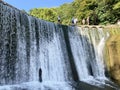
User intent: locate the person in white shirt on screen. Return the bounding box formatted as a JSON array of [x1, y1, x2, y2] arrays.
[[74, 18, 78, 25], [58, 16, 61, 24], [82, 18, 85, 25], [117, 20, 120, 25]]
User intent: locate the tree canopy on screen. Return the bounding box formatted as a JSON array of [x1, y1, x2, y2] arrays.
[[28, 0, 120, 25]]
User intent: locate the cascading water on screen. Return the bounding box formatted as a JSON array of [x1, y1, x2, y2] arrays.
[[0, 1, 118, 90], [0, 2, 74, 90], [68, 27, 109, 83]]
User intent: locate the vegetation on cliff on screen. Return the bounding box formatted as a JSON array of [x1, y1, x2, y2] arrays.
[[105, 26, 120, 85], [28, 0, 120, 25]]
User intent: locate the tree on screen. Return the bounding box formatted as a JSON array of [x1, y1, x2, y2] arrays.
[[29, 8, 57, 22], [96, 0, 120, 24], [28, 0, 120, 25]]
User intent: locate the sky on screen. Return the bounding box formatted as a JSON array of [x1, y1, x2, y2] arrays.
[[4, 0, 73, 12]]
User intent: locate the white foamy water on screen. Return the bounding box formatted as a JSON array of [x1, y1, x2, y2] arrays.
[[0, 1, 117, 90], [0, 81, 75, 90]]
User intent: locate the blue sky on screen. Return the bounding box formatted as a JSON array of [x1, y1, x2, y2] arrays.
[[4, 0, 73, 11]]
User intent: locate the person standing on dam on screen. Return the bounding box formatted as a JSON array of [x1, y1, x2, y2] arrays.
[[82, 18, 85, 25], [71, 17, 75, 25], [74, 18, 78, 25], [117, 19, 120, 25], [86, 16, 90, 25], [58, 16, 61, 24]]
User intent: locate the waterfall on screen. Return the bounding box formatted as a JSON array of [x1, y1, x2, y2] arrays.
[[68, 27, 109, 83], [0, 2, 73, 83], [0, 1, 118, 90]]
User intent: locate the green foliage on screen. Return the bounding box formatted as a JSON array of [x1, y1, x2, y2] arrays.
[[56, 3, 75, 25], [96, 0, 120, 24], [113, 2, 120, 10], [29, 8, 57, 22], [28, 0, 120, 25]]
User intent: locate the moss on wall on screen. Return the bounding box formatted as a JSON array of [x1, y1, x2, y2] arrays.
[[105, 25, 120, 85]]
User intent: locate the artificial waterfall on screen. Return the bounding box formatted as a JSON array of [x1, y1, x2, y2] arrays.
[[0, 1, 119, 90]]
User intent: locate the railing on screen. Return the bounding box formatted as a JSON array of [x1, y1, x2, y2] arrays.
[[76, 25, 120, 29]]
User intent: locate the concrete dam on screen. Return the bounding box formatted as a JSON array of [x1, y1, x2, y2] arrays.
[[0, 1, 119, 90]]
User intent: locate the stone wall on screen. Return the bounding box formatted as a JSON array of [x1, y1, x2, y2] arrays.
[[105, 27, 120, 85]]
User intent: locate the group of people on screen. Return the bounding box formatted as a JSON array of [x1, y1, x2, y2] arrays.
[[82, 17, 89, 25], [57, 16, 90, 25], [57, 16, 78, 25]]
